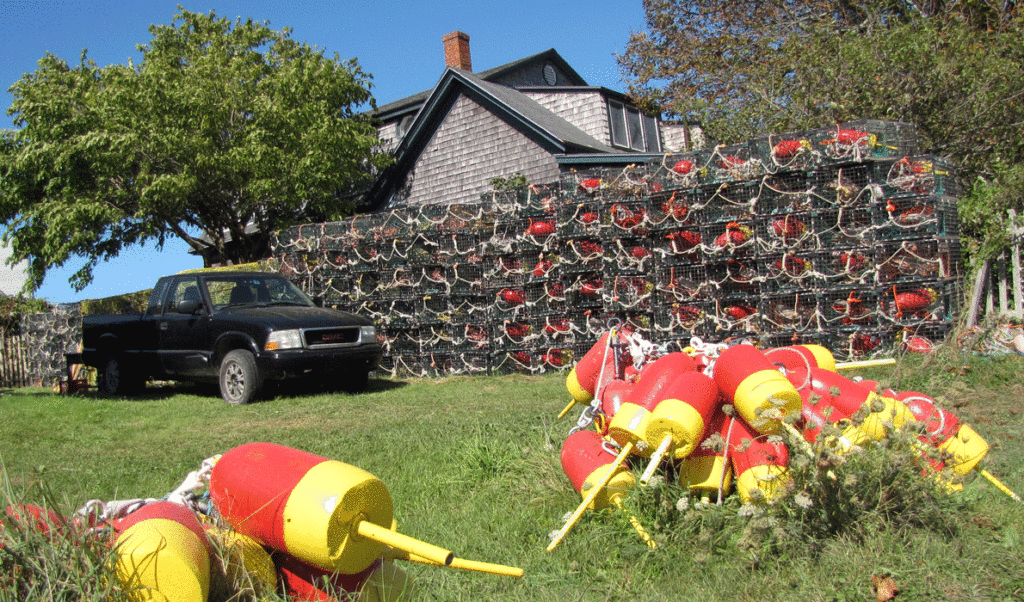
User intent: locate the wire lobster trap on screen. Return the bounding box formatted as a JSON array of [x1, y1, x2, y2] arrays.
[[757, 172, 814, 214], [604, 238, 655, 273], [653, 302, 711, 337], [877, 280, 959, 326], [807, 163, 875, 209], [756, 213, 815, 254], [602, 199, 652, 238], [759, 292, 819, 332], [812, 120, 920, 164], [653, 149, 713, 190], [703, 219, 758, 258], [447, 294, 490, 323], [416, 294, 451, 325], [877, 155, 962, 198], [819, 287, 881, 329], [708, 142, 764, 183], [526, 280, 567, 314], [706, 258, 759, 297], [709, 297, 761, 335], [652, 227, 704, 262], [758, 252, 816, 293], [447, 351, 491, 376], [813, 247, 877, 287], [873, 194, 959, 241], [655, 263, 713, 303], [448, 263, 485, 294], [875, 237, 962, 284], [491, 348, 539, 375], [812, 207, 875, 249], [562, 271, 605, 309], [704, 180, 759, 223], [435, 231, 481, 264], [560, 238, 605, 272], [648, 189, 702, 230], [482, 253, 527, 289], [831, 327, 893, 362], [750, 132, 821, 173], [603, 275, 654, 312], [493, 319, 536, 347], [558, 199, 604, 238], [530, 314, 578, 345]]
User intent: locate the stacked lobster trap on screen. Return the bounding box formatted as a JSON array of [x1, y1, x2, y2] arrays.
[[272, 119, 964, 377]]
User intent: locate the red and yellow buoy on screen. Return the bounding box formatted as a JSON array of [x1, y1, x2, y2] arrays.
[[727, 417, 790, 504], [111, 501, 212, 602], [640, 370, 721, 484], [713, 344, 802, 434], [209, 442, 452, 575], [553, 429, 655, 549], [677, 410, 734, 502]]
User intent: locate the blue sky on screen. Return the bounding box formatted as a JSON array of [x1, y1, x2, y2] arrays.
[[0, 0, 648, 303]]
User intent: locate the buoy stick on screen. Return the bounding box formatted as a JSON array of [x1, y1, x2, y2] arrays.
[[355, 519, 454, 566], [612, 500, 657, 549], [980, 470, 1023, 502], [639, 435, 673, 486], [557, 399, 577, 419], [388, 549, 524, 577], [547, 441, 635, 552], [835, 358, 896, 371], [782, 422, 815, 459]]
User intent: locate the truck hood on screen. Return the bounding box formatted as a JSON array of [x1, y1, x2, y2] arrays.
[[217, 305, 373, 329]]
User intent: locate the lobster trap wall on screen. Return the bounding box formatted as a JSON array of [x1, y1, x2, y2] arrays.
[[272, 119, 964, 377]]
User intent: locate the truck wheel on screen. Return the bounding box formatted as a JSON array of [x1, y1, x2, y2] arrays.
[[99, 356, 140, 396], [219, 349, 263, 405]]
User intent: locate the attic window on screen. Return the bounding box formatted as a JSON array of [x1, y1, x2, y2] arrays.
[[397, 115, 414, 138], [543, 63, 557, 86], [608, 100, 661, 153]]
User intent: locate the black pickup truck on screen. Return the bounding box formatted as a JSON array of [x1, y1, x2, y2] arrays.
[[80, 271, 383, 404]]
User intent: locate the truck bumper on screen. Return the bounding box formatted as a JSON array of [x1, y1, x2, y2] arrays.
[[255, 344, 384, 380]]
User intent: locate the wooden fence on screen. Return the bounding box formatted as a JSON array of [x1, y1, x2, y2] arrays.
[[0, 330, 32, 388], [967, 210, 1024, 326]]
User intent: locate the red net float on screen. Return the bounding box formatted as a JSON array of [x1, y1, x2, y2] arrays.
[[677, 410, 734, 501], [727, 417, 790, 504]]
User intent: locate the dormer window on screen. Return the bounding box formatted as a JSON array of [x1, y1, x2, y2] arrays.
[[608, 100, 661, 152]]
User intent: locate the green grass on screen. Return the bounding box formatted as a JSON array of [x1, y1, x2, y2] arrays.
[[2, 348, 1024, 601]]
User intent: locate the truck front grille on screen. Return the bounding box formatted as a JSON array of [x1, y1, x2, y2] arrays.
[[304, 327, 360, 347]]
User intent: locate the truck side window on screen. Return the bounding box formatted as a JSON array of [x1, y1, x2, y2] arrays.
[[147, 279, 170, 316], [168, 277, 202, 312]]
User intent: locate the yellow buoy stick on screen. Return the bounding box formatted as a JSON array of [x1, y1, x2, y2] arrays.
[[547, 441, 635, 552], [387, 549, 524, 577], [355, 519, 454, 566], [639, 435, 673, 486], [612, 500, 657, 549], [835, 358, 896, 371], [980, 470, 1023, 502], [557, 399, 577, 419]]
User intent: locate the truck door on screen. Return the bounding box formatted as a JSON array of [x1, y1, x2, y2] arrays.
[[159, 276, 215, 377]]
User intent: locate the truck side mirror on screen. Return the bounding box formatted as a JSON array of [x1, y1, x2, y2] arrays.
[[176, 299, 202, 314]]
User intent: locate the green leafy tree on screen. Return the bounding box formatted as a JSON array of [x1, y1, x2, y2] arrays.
[[618, 0, 1024, 255], [0, 7, 390, 292]]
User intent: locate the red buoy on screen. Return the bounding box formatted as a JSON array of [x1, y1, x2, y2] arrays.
[[713, 344, 801, 434], [727, 417, 790, 504]]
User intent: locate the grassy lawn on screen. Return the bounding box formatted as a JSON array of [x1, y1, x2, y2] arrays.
[[1, 347, 1023, 601]]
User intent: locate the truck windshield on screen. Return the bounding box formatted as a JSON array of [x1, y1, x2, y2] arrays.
[[205, 276, 314, 311]]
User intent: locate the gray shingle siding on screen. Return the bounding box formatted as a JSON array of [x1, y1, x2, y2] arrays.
[[401, 94, 561, 207], [522, 90, 612, 147]]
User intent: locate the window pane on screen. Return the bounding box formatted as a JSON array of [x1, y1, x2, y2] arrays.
[[627, 107, 644, 151], [608, 101, 627, 147], [642, 114, 661, 152]]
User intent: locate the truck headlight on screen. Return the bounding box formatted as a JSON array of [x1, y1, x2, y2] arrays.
[[266, 329, 303, 351], [359, 326, 376, 344]]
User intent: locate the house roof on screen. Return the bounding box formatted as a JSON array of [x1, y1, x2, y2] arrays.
[[361, 66, 625, 210], [369, 48, 587, 121]]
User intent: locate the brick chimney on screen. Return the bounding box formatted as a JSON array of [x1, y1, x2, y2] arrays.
[[442, 31, 472, 71]]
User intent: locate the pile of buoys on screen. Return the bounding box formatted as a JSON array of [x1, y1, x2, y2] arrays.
[[5, 442, 523, 602], [549, 331, 1021, 551]]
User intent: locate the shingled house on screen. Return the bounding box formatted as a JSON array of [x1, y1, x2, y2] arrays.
[[361, 31, 702, 211]]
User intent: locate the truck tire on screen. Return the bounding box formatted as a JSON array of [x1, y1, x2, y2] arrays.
[[98, 356, 142, 396], [219, 349, 263, 405]]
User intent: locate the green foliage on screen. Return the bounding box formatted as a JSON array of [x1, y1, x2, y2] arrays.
[[0, 6, 391, 293], [489, 172, 529, 191], [0, 295, 50, 334], [619, 0, 1024, 253]]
